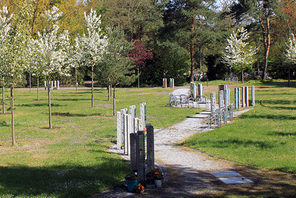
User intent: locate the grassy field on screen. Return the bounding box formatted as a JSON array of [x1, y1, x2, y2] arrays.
[[185, 81, 296, 174], [0, 87, 200, 198]]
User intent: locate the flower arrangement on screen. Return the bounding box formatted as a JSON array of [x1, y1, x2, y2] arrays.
[[134, 183, 144, 194], [153, 169, 163, 180]]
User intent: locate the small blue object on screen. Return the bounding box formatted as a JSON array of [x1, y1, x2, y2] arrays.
[[126, 179, 138, 192]]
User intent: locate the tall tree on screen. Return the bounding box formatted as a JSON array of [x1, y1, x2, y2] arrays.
[[104, 0, 166, 41], [230, 0, 282, 80], [163, 0, 216, 82]]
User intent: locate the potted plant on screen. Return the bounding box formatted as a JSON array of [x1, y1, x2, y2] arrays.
[[153, 169, 163, 187], [125, 173, 138, 192]]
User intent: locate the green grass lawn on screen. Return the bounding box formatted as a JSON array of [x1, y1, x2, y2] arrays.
[[0, 87, 200, 198], [185, 81, 296, 174]]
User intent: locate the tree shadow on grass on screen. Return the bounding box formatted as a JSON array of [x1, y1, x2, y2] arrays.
[[54, 98, 90, 101], [0, 158, 128, 198], [265, 106, 296, 110], [268, 131, 296, 137], [259, 99, 292, 105], [262, 81, 296, 88], [52, 112, 102, 117], [240, 114, 296, 120], [196, 139, 276, 149], [0, 121, 9, 127], [16, 103, 64, 107]]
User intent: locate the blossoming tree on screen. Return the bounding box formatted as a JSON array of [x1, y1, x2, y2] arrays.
[[285, 33, 296, 86], [35, 6, 71, 129], [80, 9, 108, 107], [0, 2, 32, 145], [0, 6, 13, 114], [223, 27, 257, 83]]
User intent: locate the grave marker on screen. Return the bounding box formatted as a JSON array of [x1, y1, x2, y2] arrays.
[[252, 86, 255, 106]]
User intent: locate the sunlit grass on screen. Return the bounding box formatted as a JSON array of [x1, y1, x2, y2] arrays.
[[185, 82, 296, 174], [0, 87, 200, 197]]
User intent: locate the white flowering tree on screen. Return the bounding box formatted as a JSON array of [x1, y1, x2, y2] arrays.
[[223, 27, 257, 83], [67, 36, 83, 91], [285, 33, 296, 86], [0, 2, 33, 145], [80, 9, 108, 107], [35, 6, 71, 129], [0, 6, 13, 114]]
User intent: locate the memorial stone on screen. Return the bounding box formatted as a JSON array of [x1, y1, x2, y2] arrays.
[[57, 80, 60, 89], [163, 78, 167, 88], [130, 133, 137, 171], [245, 86, 249, 107], [237, 88, 240, 109], [224, 89, 228, 123], [128, 114, 132, 156], [116, 112, 122, 150], [241, 87, 245, 107], [210, 92, 216, 113], [219, 90, 224, 109], [198, 83, 203, 97], [146, 123, 155, 171], [234, 88, 238, 109], [54, 80, 57, 88], [124, 114, 129, 154], [252, 86, 255, 106], [44, 81, 47, 90], [51, 81, 54, 90], [136, 131, 145, 182]]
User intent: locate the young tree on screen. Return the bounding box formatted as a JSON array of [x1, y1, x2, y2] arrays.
[[127, 40, 153, 88], [97, 27, 136, 116], [0, 1, 33, 145], [0, 6, 13, 114], [35, 6, 71, 129], [223, 27, 257, 83], [80, 9, 108, 107], [285, 33, 296, 86]]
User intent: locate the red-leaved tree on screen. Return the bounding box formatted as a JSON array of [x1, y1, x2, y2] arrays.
[[128, 40, 153, 88]]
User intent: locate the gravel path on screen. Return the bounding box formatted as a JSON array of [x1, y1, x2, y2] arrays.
[[93, 88, 252, 197]]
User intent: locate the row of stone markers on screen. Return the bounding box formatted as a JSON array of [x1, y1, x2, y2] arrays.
[[116, 102, 156, 182], [162, 78, 175, 88], [44, 80, 60, 90], [208, 85, 255, 128], [234, 86, 255, 109], [116, 102, 147, 154], [169, 82, 208, 108], [190, 82, 203, 99]]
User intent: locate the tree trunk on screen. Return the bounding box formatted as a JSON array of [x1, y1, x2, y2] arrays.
[[113, 85, 116, 116], [29, 72, 32, 91], [37, 76, 39, 101], [11, 86, 16, 146], [260, 8, 271, 80], [190, 16, 196, 82], [75, 67, 78, 91], [241, 70, 244, 84], [288, 67, 291, 87], [91, 66, 94, 107], [2, 77, 5, 114], [48, 79, 52, 129], [138, 67, 140, 88]]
